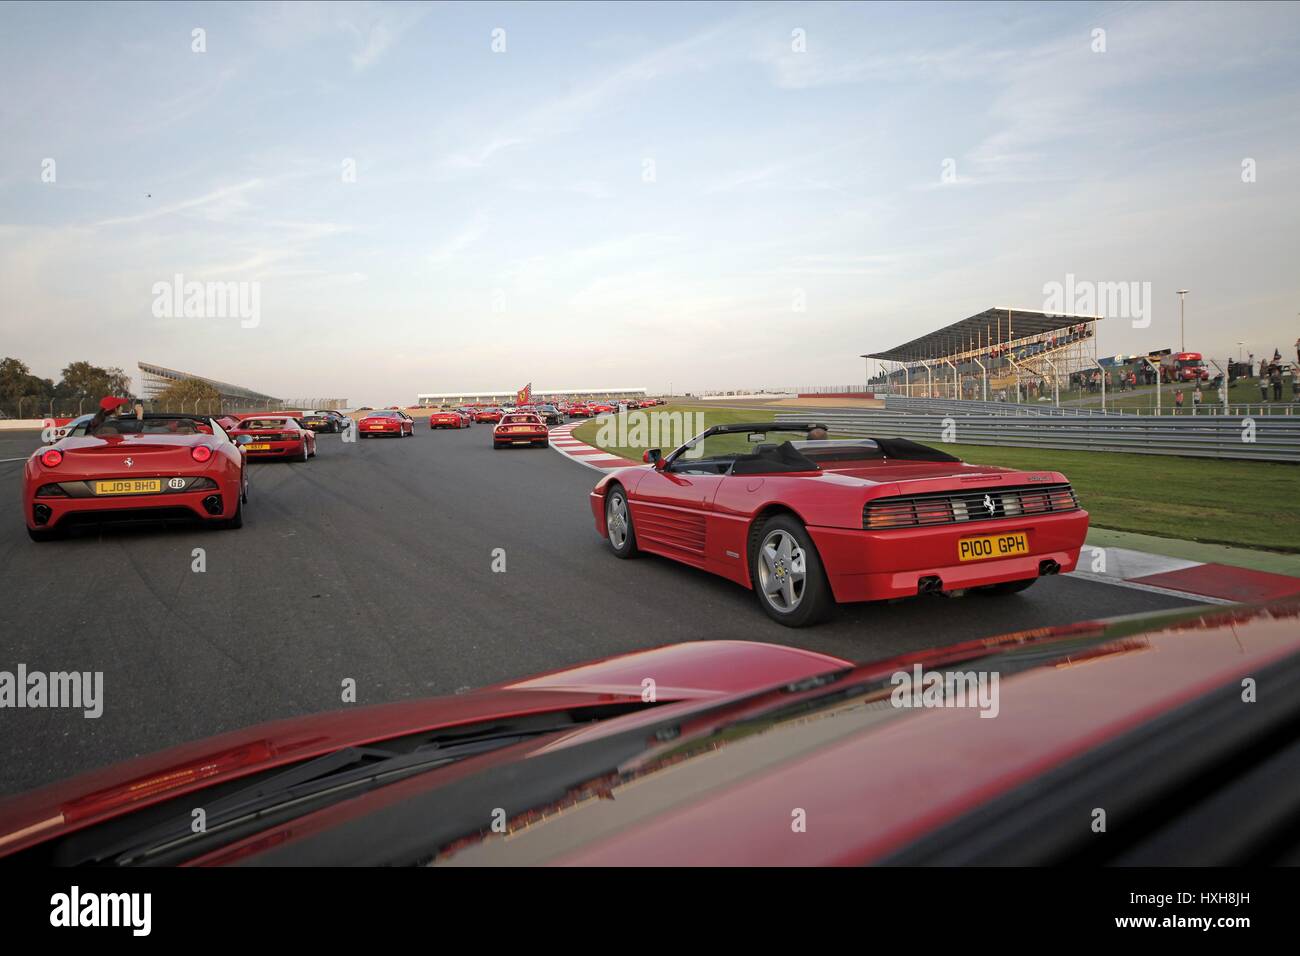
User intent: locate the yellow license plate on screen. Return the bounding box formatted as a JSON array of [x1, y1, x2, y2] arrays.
[[510, 426, 533, 431], [369, 425, 385, 430], [245, 443, 272, 450], [958, 531, 1029, 562], [94, 479, 162, 496]]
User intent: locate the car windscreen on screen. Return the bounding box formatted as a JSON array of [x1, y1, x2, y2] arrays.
[[92, 417, 199, 436]]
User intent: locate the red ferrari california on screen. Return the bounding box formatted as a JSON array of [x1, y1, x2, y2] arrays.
[[0, 600, 1293, 865], [229, 415, 317, 461], [358, 410, 415, 437], [589, 422, 1089, 626], [493, 412, 548, 449], [23, 412, 247, 540]]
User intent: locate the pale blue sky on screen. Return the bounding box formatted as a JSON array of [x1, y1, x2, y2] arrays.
[[2, 1, 1298, 403]]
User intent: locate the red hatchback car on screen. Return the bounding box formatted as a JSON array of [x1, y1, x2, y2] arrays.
[[229, 415, 317, 461], [493, 412, 548, 448], [1, 600, 1294, 865], [589, 422, 1088, 626], [358, 410, 414, 437], [22, 413, 247, 540]]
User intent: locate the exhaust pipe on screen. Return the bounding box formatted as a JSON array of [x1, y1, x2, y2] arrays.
[[1039, 559, 1060, 576], [32, 503, 52, 526], [917, 575, 943, 595], [201, 495, 223, 516]]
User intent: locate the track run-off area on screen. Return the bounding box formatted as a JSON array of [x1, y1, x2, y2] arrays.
[[0, 424, 1198, 796]]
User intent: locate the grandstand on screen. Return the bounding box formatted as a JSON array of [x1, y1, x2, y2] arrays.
[[137, 362, 347, 412], [863, 307, 1102, 405]]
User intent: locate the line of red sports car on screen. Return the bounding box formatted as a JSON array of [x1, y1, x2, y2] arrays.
[[24, 401, 1088, 632]]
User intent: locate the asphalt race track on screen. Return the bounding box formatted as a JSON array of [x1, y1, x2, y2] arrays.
[[0, 426, 1197, 796]]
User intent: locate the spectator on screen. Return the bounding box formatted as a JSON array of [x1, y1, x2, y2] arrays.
[[1272, 365, 1283, 400], [1260, 375, 1270, 402], [1174, 389, 1184, 413], [1192, 386, 1202, 411], [1293, 367, 1300, 402]]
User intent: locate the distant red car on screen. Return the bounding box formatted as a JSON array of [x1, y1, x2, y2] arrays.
[[590, 421, 1088, 627], [22, 413, 247, 540], [229, 415, 317, 461], [474, 408, 504, 424], [359, 410, 414, 437], [567, 404, 592, 418], [429, 410, 469, 429], [2, 600, 1295, 865], [493, 412, 548, 449]]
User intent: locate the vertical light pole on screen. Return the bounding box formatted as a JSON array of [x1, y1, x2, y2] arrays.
[[1177, 289, 1190, 352]]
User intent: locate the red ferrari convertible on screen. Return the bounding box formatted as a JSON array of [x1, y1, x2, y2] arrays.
[[428, 409, 470, 429], [589, 422, 1089, 626], [474, 408, 504, 424], [22, 412, 247, 540], [493, 412, 548, 449], [358, 410, 414, 437], [229, 415, 317, 461], [1, 600, 1294, 865]]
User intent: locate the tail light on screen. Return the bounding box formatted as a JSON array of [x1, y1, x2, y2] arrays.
[[191, 445, 213, 463], [39, 449, 63, 467]]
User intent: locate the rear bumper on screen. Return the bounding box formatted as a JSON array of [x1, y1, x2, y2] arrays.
[[244, 440, 304, 457], [25, 485, 239, 530], [494, 430, 548, 445], [807, 510, 1090, 602]]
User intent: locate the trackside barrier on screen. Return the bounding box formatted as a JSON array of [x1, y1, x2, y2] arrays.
[[776, 411, 1300, 463]]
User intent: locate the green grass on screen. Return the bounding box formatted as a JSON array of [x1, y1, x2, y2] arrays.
[[570, 403, 776, 461], [572, 404, 1297, 553]]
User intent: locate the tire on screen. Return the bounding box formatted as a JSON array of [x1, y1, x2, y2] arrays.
[[604, 485, 638, 558], [308, 441, 316, 458], [975, 577, 1037, 596], [748, 515, 832, 627], [217, 495, 243, 530], [299, 440, 310, 462]]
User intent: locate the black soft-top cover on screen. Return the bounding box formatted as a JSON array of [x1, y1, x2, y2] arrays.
[[873, 437, 961, 462]]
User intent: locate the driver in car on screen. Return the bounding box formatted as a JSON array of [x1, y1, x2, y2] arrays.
[[86, 396, 132, 433], [807, 425, 829, 441]]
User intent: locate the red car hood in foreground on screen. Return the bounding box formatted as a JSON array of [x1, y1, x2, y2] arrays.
[[0, 642, 845, 858], [4, 602, 1298, 865]]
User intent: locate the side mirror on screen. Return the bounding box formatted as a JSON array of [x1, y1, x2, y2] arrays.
[[643, 448, 661, 465]]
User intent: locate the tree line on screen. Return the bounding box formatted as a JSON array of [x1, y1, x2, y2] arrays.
[[0, 356, 220, 418]]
